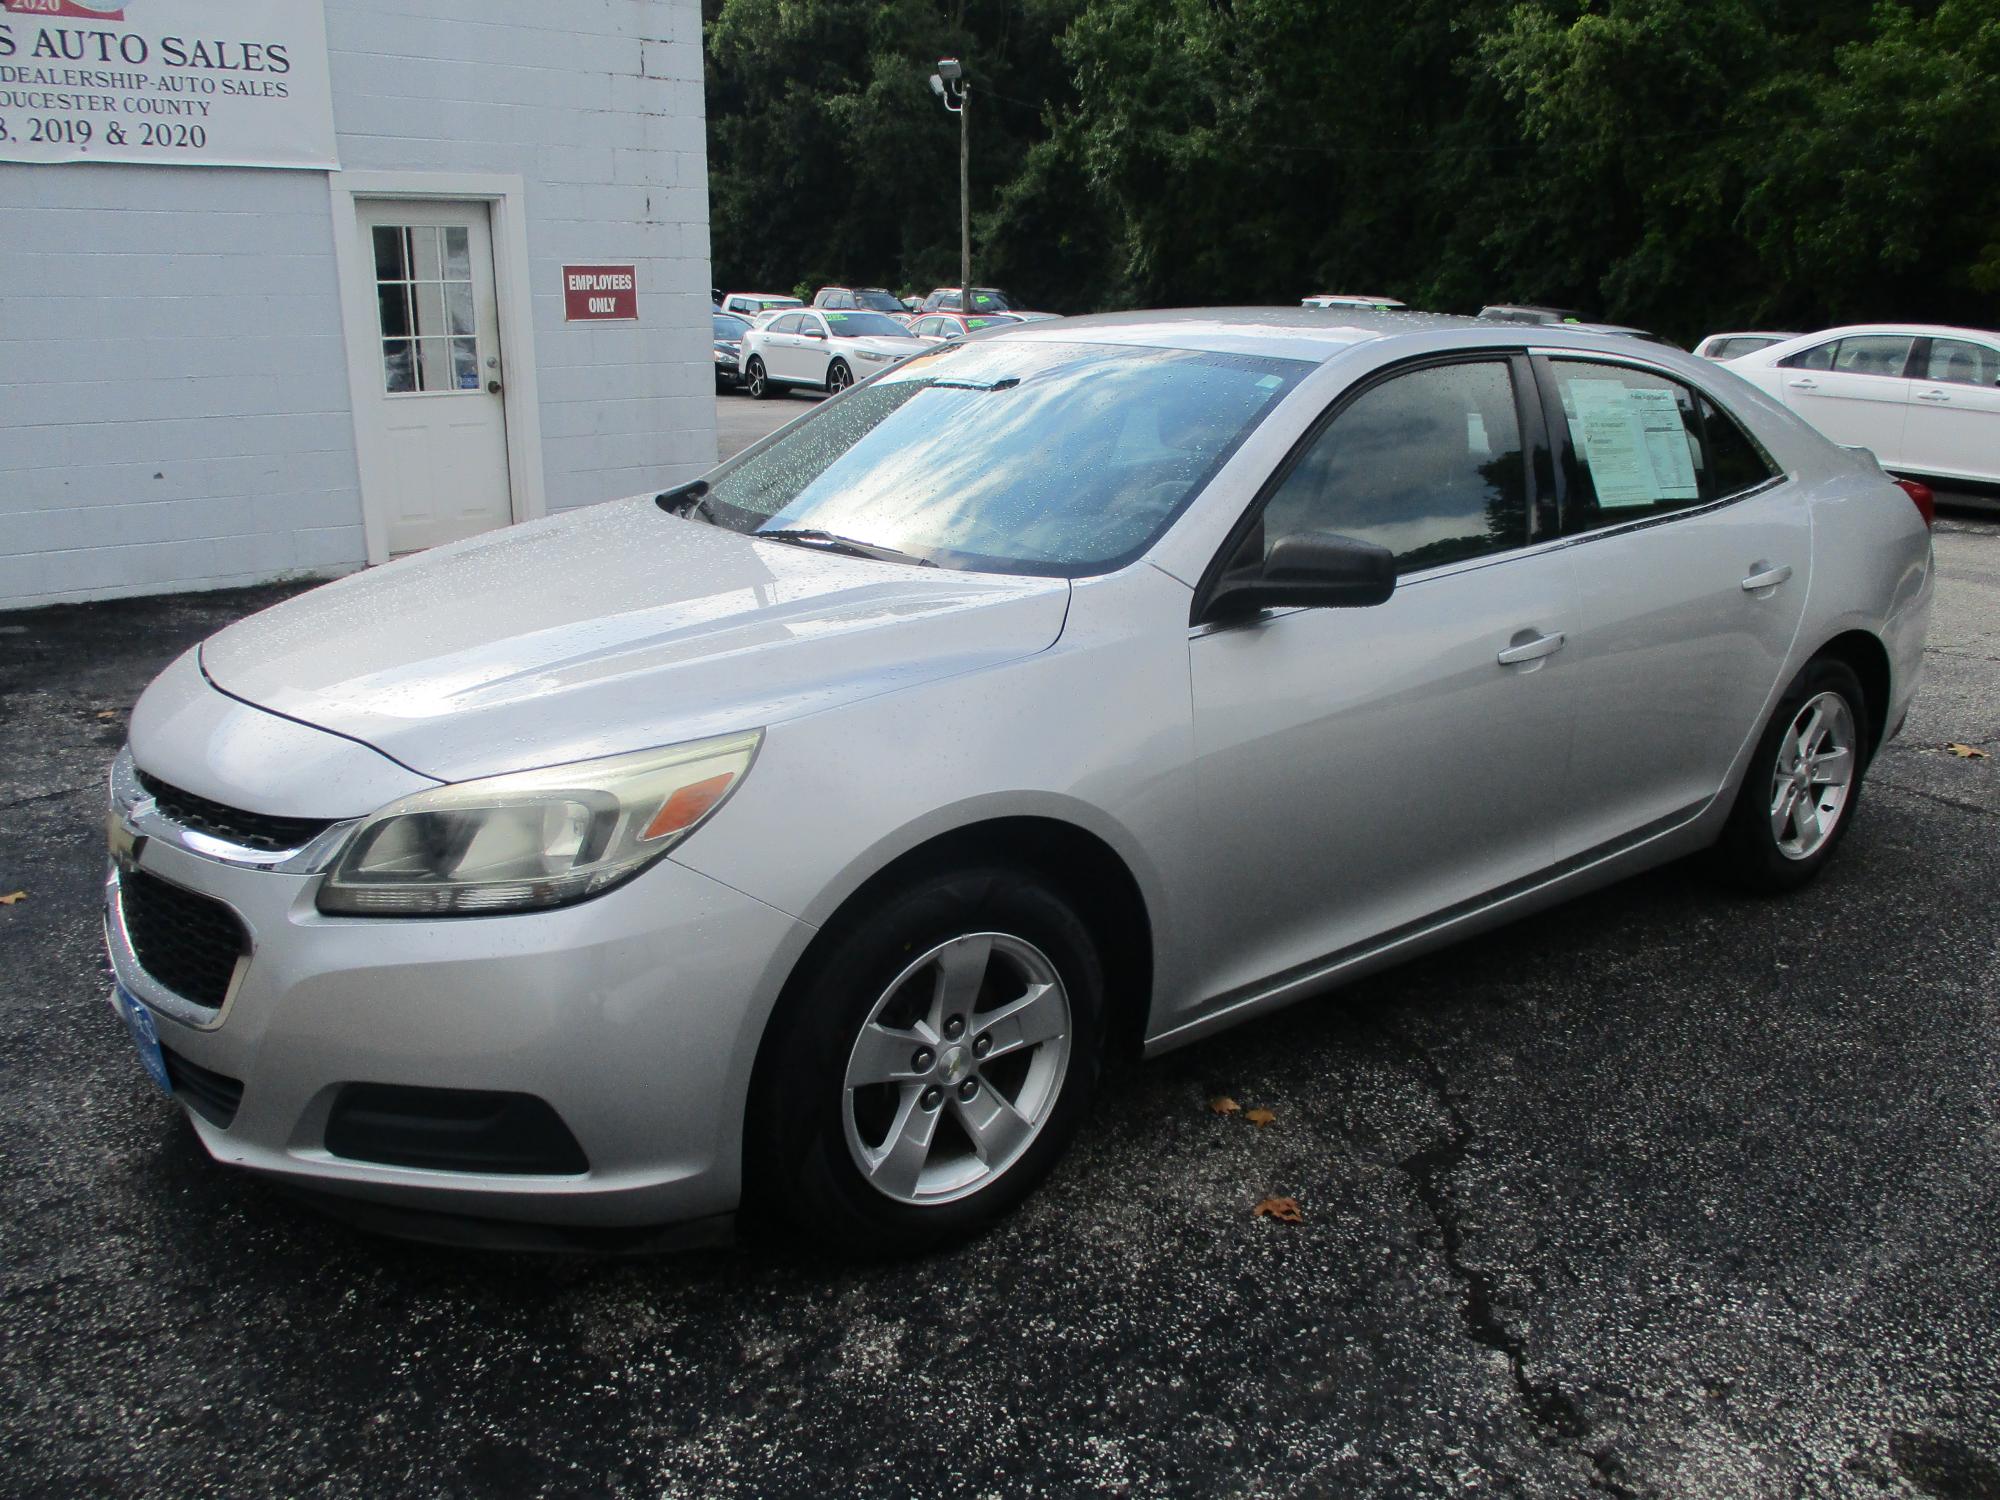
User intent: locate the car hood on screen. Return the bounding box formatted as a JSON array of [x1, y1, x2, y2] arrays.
[[200, 496, 1070, 783]]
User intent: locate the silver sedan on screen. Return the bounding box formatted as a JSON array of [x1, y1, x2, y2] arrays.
[[104, 310, 1934, 1254]]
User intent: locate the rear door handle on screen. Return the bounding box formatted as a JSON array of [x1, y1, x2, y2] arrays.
[[1741, 563, 1793, 592], [1916, 389, 1952, 403], [1786, 378, 1819, 391], [1497, 631, 1565, 666]]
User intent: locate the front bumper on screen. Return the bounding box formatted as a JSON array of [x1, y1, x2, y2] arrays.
[[103, 825, 811, 1230]]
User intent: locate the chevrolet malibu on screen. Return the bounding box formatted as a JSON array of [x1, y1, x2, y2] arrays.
[[105, 309, 1934, 1254]]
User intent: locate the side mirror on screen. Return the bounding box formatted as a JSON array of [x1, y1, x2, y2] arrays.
[[803, 327, 826, 340], [1201, 531, 1396, 623]]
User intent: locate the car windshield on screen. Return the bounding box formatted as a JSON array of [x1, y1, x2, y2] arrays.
[[713, 314, 750, 339], [855, 290, 905, 312], [824, 311, 910, 338], [697, 340, 1309, 576]]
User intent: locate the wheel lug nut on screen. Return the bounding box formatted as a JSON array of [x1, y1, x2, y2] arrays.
[[944, 1015, 965, 1039], [921, 1086, 943, 1110], [912, 1048, 934, 1072], [973, 1035, 992, 1058], [958, 1078, 978, 1101]]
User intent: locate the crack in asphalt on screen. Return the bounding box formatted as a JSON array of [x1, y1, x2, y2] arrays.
[[1871, 779, 1998, 821], [1374, 1017, 1643, 1498], [0, 784, 92, 814]]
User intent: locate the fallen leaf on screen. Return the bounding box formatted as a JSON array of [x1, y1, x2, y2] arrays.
[[1945, 743, 1990, 759], [1208, 1095, 1241, 1115], [1244, 1108, 1278, 1129], [1253, 1195, 1303, 1224], [96, 710, 119, 720], [0, 891, 25, 906]]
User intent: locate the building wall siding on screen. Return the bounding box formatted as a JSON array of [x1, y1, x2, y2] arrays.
[[0, 0, 714, 611]]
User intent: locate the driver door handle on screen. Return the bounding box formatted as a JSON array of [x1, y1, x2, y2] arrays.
[[1497, 631, 1565, 666], [1916, 389, 1952, 403], [1741, 564, 1793, 592], [1787, 378, 1819, 391]]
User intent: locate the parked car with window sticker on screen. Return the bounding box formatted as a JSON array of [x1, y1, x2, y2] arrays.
[[1728, 323, 2000, 486], [104, 309, 1932, 1255], [1695, 331, 1798, 361], [740, 309, 925, 398]]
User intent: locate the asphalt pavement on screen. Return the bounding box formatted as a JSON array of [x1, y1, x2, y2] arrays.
[[1, 489, 1995, 1498]]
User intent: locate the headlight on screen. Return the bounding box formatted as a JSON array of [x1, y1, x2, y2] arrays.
[[316, 731, 761, 916], [854, 349, 894, 362]]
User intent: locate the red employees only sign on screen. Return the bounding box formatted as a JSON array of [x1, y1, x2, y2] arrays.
[[563, 265, 638, 322]]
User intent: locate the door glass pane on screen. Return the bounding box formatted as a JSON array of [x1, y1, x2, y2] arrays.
[[382, 340, 416, 394], [445, 281, 475, 336], [376, 282, 412, 340], [1925, 339, 2000, 386], [372, 225, 408, 282], [372, 219, 481, 395], [451, 338, 481, 390], [1259, 360, 1528, 574], [1549, 361, 1707, 532], [1830, 336, 1912, 377]]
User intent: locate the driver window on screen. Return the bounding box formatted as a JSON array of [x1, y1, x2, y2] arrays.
[[1255, 360, 1529, 575]]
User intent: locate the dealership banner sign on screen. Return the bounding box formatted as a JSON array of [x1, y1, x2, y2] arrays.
[[0, 0, 337, 169]]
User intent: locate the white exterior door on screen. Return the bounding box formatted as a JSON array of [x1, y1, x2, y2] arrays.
[[1773, 334, 1914, 468], [356, 199, 513, 554], [1904, 336, 2000, 484]]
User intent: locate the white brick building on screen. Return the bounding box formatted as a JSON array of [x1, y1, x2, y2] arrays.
[[0, 0, 715, 610]]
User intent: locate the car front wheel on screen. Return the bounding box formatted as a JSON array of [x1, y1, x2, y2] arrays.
[[826, 359, 852, 395], [1712, 656, 1870, 891], [745, 356, 771, 400], [748, 865, 1105, 1256]]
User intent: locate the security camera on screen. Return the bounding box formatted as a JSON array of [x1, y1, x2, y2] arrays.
[[936, 57, 962, 81]]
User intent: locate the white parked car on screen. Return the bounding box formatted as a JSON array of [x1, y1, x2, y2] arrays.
[[1694, 331, 1798, 361], [1729, 323, 2000, 485], [720, 292, 804, 319], [742, 309, 926, 398], [1302, 294, 1407, 311]]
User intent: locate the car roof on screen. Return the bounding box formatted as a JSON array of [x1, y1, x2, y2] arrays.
[[1770, 322, 2000, 344]]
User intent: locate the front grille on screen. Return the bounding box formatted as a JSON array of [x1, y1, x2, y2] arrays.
[[326, 1086, 589, 1175], [136, 769, 334, 853], [161, 1047, 243, 1129], [120, 868, 249, 1011]]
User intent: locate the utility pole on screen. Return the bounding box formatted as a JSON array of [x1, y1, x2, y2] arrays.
[[931, 58, 969, 310]]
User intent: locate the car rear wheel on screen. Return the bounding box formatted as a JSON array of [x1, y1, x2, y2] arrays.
[[826, 359, 853, 395], [745, 356, 771, 400], [747, 866, 1105, 1256], [1711, 656, 1870, 891]]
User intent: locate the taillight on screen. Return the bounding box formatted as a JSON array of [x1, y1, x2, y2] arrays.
[[1893, 477, 1935, 529]]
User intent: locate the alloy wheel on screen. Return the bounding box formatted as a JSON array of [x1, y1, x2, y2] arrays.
[[841, 932, 1072, 1206], [1770, 690, 1856, 860], [828, 362, 851, 394]]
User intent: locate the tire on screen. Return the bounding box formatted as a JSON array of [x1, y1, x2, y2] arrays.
[[1711, 656, 1870, 892], [747, 865, 1106, 1257], [826, 359, 853, 395], [745, 356, 771, 401]]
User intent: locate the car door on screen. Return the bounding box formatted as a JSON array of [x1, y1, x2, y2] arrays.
[[1903, 335, 2000, 483], [1187, 354, 1585, 1002], [756, 313, 800, 380], [795, 312, 833, 384], [1772, 334, 1914, 466], [1534, 354, 1810, 842]]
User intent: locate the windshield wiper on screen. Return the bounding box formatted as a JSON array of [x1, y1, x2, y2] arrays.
[[655, 479, 712, 522], [755, 528, 936, 567]]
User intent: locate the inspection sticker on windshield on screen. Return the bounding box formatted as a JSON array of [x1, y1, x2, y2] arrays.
[[110, 984, 172, 1097]]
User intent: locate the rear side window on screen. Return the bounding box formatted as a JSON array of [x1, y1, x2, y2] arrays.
[[770, 314, 802, 335], [1548, 361, 1776, 532], [1257, 359, 1530, 575], [1924, 338, 2000, 386]]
